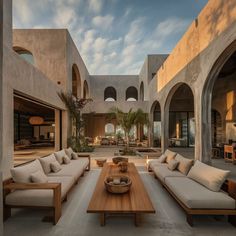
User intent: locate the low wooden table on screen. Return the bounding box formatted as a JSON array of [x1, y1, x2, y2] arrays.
[[87, 162, 155, 226]]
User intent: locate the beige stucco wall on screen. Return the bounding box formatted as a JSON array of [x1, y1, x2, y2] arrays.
[[157, 0, 236, 91]]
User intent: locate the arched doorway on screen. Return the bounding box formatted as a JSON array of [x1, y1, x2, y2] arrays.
[[126, 86, 138, 101], [202, 41, 236, 161], [104, 87, 117, 101], [140, 82, 144, 101], [83, 80, 89, 99], [72, 64, 81, 98], [150, 101, 161, 147], [166, 83, 195, 148]]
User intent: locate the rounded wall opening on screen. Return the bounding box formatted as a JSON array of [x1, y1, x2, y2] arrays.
[[72, 64, 81, 98], [104, 87, 117, 101], [126, 86, 138, 101]]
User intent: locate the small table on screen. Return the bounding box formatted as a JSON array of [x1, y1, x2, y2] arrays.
[[87, 163, 155, 226]]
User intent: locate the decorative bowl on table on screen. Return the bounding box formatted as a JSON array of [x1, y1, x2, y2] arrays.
[[96, 158, 107, 167], [112, 156, 128, 165], [104, 175, 132, 194], [118, 161, 128, 172]]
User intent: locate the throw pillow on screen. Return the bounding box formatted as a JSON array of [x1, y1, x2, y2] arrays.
[[158, 154, 167, 163], [63, 155, 71, 164], [54, 150, 67, 164], [187, 160, 230, 192], [164, 149, 177, 163], [39, 154, 57, 174], [72, 152, 78, 160], [167, 159, 179, 171], [50, 161, 62, 173], [30, 170, 48, 183], [175, 154, 194, 175], [65, 147, 74, 159]]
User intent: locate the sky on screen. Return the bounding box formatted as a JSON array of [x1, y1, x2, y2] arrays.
[[13, 0, 208, 75]]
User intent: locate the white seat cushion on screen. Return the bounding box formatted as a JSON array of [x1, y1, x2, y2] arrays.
[[47, 158, 89, 181], [147, 159, 167, 171], [5, 176, 74, 207], [11, 159, 44, 183], [153, 165, 185, 182], [165, 177, 236, 209]]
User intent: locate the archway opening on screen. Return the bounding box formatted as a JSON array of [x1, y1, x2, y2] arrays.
[[140, 82, 144, 101], [72, 64, 81, 98], [13, 47, 34, 65], [126, 86, 138, 101], [104, 87, 117, 101], [151, 101, 161, 147], [168, 84, 195, 148]]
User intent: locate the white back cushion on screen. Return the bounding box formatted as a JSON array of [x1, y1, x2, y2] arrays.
[[164, 149, 177, 163], [65, 147, 74, 159], [54, 150, 67, 164], [187, 160, 230, 192], [39, 154, 57, 174], [11, 159, 44, 183], [175, 154, 194, 175], [30, 170, 48, 183]]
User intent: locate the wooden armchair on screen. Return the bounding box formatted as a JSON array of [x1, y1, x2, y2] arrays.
[[224, 145, 236, 164]]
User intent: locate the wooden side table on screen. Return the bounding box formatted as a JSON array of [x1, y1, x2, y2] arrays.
[[224, 145, 236, 164]]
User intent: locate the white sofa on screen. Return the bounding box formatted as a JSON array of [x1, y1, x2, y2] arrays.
[[147, 149, 236, 226], [3, 147, 90, 224]]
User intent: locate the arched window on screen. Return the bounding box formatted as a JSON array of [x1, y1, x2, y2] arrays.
[[126, 86, 138, 101], [140, 82, 144, 101], [105, 123, 115, 135], [104, 87, 117, 101], [14, 47, 34, 65], [83, 80, 89, 99], [72, 64, 81, 98]]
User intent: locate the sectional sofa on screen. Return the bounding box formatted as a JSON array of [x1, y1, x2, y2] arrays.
[[3, 147, 90, 224], [147, 149, 236, 226]]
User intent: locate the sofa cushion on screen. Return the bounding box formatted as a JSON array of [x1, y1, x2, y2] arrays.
[[175, 154, 194, 175], [165, 177, 235, 209], [30, 170, 48, 183], [187, 160, 230, 192], [54, 150, 68, 164], [47, 158, 89, 181], [146, 159, 167, 171], [153, 165, 185, 182], [65, 147, 74, 159], [158, 154, 167, 163], [50, 161, 62, 173], [167, 159, 179, 171], [5, 176, 74, 207], [39, 154, 57, 174], [72, 152, 78, 160], [63, 155, 71, 164], [164, 149, 177, 163], [11, 159, 44, 183]]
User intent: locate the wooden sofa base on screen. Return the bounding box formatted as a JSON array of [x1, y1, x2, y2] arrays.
[[153, 173, 236, 227]]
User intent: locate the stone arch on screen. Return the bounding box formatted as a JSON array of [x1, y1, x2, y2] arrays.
[[72, 64, 81, 98], [163, 82, 195, 149], [83, 80, 89, 99], [202, 40, 236, 161], [139, 82, 144, 101], [126, 86, 138, 101], [104, 86, 117, 101]]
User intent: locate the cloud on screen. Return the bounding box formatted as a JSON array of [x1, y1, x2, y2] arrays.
[[88, 0, 104, 13], [92, 15, 114, 30], [13, 0, 32, 26], [93, 37, 107, 52]]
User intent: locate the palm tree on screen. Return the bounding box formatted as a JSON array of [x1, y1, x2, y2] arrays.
[[58, 91, 92, 150], [108, 107, 149, 148]]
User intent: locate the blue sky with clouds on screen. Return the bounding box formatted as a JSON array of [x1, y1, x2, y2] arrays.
[[13, 0, 208, 75]]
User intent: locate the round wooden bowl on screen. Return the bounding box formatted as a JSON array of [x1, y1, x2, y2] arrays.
[[104, 175, 132, 194], [96, 159, 107, 167], [112, 157, 128, 164]]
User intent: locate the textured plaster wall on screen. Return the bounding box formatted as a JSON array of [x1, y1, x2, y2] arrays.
[[157, 0, 236, 91]]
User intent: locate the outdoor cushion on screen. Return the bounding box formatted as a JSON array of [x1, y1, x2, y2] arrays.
[[63, 155, 71, 164], [165, 177, 235, 209], [39, 154, 57, 174], [54, 150, 68, 164], [153, 165, 185, 182], [175, 154, 194, 175], [146, 159, 167, 170], [72, 152, 78, 160], [167, 159, 179, 171], [11, 159, 44, 183], [187, 160, 230, 192], [65, 147, 74, 159], [164, 149, 177, 163], [47, 158, 89, 181], [158, 154, 167, 163], [30, 170, 48, 183], [5, 176, 74, 207], [50, 161, 62, 173]]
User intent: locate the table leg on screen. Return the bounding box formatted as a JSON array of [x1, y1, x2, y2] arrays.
[[134, 213, 141, 227], [100, 213, 106, 226]]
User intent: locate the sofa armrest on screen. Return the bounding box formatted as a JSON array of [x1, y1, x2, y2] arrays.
[[76, 154, 91, 171]]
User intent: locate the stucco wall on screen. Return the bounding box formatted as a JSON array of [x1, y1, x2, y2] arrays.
[[157, 0, 236, 91]]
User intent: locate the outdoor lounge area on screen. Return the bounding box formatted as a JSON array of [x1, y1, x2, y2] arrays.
[[1, 0, 236, 235]]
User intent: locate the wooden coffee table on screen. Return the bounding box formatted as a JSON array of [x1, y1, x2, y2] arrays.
[[87, 162, 155, 226]]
